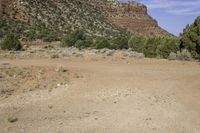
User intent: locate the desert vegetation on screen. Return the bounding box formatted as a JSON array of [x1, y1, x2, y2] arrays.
[[58, 29, 194, 60], [0, 29, 196, 61], [0, 33, 22, 51], [0, 5, 199, 61]]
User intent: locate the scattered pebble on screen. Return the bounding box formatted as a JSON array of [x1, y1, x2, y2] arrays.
[[57, 84, 61, 87], [50, 54, 59, 59], [8, 117, 18, 123], [48, 105, 53, 109], [2, 63, 10, 66]]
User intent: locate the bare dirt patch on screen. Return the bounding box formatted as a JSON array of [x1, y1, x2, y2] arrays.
[[0, 57, 200, 133], [0, 62, 69, 99]]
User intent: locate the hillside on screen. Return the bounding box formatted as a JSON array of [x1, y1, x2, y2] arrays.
[[0, 0, 171, 38]]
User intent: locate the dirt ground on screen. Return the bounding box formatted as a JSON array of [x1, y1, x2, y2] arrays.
[[0, 57, 200, 133]]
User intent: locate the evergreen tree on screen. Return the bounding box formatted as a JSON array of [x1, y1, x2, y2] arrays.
[[180, 16, 200, 56]]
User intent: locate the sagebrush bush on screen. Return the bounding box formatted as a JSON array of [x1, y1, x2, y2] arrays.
[[168, 52, 177, 60], [168, 49, 193, 61], [128, 35, 146, 52], [176, 49, 193, 61], [0, 34, 22, 51]]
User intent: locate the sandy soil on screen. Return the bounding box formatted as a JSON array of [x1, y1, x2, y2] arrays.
[[0, 57, 200, 133]]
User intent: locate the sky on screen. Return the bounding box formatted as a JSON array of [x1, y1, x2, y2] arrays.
[[120, 0, 200, 36]]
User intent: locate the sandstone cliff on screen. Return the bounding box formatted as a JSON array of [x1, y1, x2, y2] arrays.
[[106, 1, 170, 36]]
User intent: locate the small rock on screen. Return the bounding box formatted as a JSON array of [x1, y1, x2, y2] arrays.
[[57, 84, 61, 87], [55, 66, 67, 72], [29, 50, 36, 54], [48, 89, 52, 92], [2, 63, 10, 66], [65, 84, 68, 87], [8, 117, 18, 123], [74, 73, 80, 78], [100, 48, 109, 53], [29, 88, 33, 92], [43, 45, 54, 49], [145, 118, 152, 121], [23, 45, 29, 50], [105, 50, 115, 56], [50, 54, 59, 59], [48, 105, 53, 109], [35, 84, 40, 89]]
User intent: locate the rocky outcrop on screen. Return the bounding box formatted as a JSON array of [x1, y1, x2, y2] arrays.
[[0, 0, 171, 37], [106, 2, 170, 36]]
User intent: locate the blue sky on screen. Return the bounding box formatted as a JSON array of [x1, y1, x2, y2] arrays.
[[119, 0, 200, 36]]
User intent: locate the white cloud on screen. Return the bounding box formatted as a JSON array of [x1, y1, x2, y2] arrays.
[[142, 0, 200, 16]]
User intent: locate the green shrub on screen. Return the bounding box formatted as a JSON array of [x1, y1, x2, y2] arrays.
[[110, 36, 128, 49], [143, 37, 162, 58], [74, 37, 93, 49], [73, 30, 86, 41], [156, 37, 179, 58], [0, 34, 22, 51], [61, 30, 86, 47], [128, 35, 146, 52], [61, 35, 76, 47], [75, 40, 86, 49], [95, 37, 111, 49]]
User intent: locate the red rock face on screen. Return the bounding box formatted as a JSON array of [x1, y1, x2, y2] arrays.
[[106, 2, 170, 36]]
